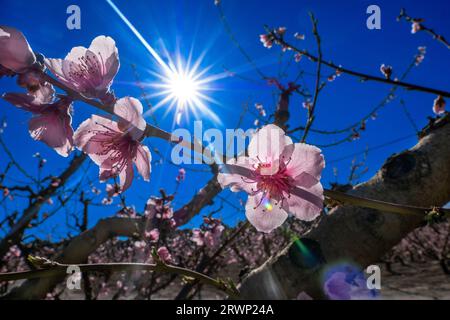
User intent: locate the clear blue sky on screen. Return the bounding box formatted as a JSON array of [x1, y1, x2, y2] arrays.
[[1, 0, 449, 239]]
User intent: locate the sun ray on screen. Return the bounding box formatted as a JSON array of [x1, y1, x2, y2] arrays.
[[106, 0, 221, 126]]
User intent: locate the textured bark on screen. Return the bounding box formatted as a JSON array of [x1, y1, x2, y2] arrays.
[[238, 115, 450, 299], [3, 217, 145, 299]]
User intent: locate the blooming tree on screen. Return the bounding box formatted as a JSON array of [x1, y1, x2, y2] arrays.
[[0, 3, 449, 301]]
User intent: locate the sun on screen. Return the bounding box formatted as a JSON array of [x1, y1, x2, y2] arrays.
[[106, 0, 221, 125], [147, 56, 220, 125], [168, 71, 200, 107]]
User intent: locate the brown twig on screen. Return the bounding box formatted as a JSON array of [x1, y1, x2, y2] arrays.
[[301, 13, 322, 142], [267, 29, 450, 98], [398, 8, 450, 50]]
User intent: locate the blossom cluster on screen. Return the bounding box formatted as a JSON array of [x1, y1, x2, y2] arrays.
[[0, 26, 150, 193]]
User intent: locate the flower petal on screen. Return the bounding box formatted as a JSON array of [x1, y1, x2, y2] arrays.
[[88, 36, 119, 87], [28, 111, 73, 157], [114, 97, 146, 139], [286, 143, 325, 180], [217, 156, 257, 193], [245, 194, 288, 233], [2, 92, 43, 113], [119, 162, 134, 192], [0, 26, 36, 72], [134, 144, 151, 181], [284, 183, 323, 221], [248, 124, 290, 162], [73, 115, 119, 165]]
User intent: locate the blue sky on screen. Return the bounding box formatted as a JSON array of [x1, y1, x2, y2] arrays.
[[0, 0, 449, 239]]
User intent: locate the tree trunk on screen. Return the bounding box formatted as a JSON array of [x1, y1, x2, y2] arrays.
[[238, 115, 450, 299]]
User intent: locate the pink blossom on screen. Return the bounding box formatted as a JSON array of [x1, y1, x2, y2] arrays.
[[2, 84, 74, 156], [218, 124, 324, 233], [379, 64, 392, 79], [0, 26, 36, 73], [433, 95, 446, 115], [204, 225, 225, 248], [276, 27, 287, 36], [145, 197, 173, 220], [415, 46, 426, 66], [259, 34, 273, 49], [294, 32, 305, 40], [411, 21, 422, 34], [106, 183, 120, 198], [45, 36, 119, 102], [73, 97, 151, 192], [176, 168, 186, 182], [157, 247, 173, 264], [144, 228, 160, 242], [191, 229, 205, 246]]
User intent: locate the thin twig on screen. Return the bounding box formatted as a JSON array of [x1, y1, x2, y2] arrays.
[[267, 29, 450, 98], [301, 13, 322, 142]]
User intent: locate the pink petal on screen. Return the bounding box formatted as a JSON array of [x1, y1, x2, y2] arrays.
[[134, 144, 151, 181], [248, 124, 292, 174], [0, 26, 35, 72], [28, 111, 73, 157], [33, 83, 55, 104], [217, 156, 257, 193], [44, 58, 70, 85], [294, 171, 319, 188], [2, 92, 44, 113], [286, 143, 325, 180], [119, 162, 134, 192], [245, 194, 288, 233], [74, 115, 119, 165], [114, 97, 146, 139], [284, 183, 323, 221], [88, 36, 119, 87]]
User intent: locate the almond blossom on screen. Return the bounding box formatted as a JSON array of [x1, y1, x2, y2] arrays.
[[45, 36, 119, 103], [379, 64, 392, 79], [218, 124, 325, 233], [157, 247, 173, 264], [433, 95, 446, 115], [73, 97, 151, 192], [0, 26, 36, 74], [2, 83, 74, 156]]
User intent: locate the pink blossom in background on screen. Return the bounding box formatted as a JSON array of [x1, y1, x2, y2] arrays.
[[145, 197, 173, 220], [411, 21, 422, 34], [433, 95, 446, 115], [379, 64, 393, 79], [175, 168, 186, 182], [191, 218, 225, 249], [259, 34, 273, 48], [0, 26, 36, 73], [106, 183, 121, 198], [2, 84, 74, 157], [144, 228, 160, 242], [218, 124, 325, 233], [73, 97, 151, 192], [157, 247, 173, 264], [191, 229, 205, 246], [45, 36, 119, 102]]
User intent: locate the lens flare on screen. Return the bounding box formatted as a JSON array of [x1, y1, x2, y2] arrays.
[[262, 197, 273, 211], [106, 0, 220, 126]]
